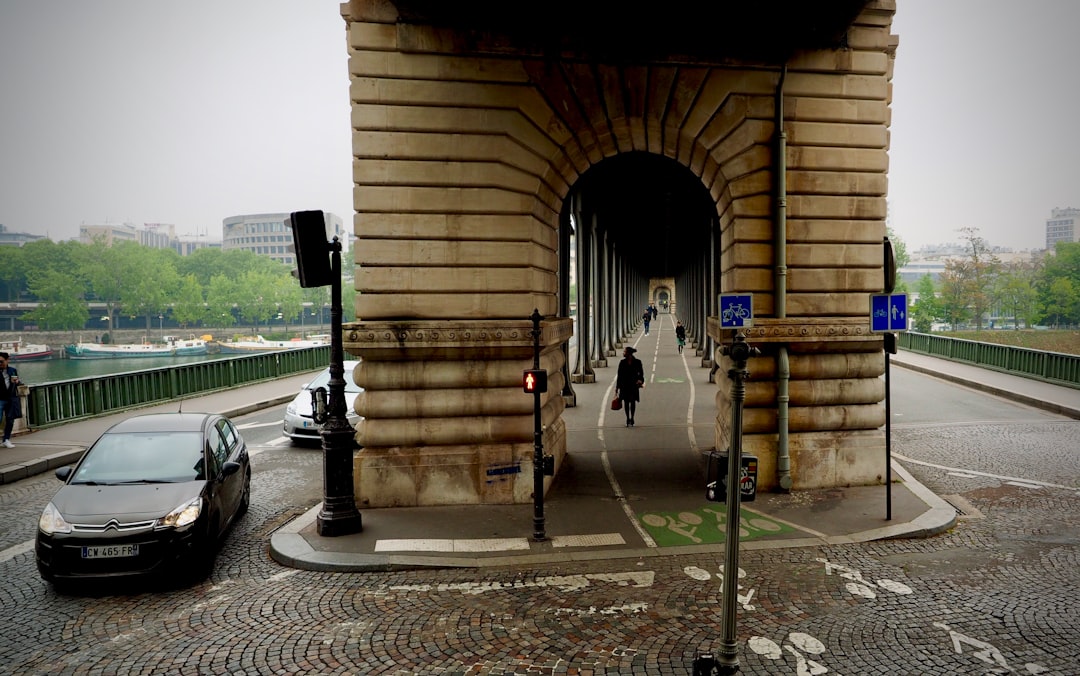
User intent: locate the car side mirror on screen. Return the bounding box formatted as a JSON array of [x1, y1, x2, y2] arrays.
[[55, 466, 72, 481], [311, 386, 328, 424], [221, 461, 241, 477]]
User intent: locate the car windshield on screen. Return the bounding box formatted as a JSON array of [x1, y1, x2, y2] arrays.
[[307, 368, 362, 393], [70, 432, 205, 484]]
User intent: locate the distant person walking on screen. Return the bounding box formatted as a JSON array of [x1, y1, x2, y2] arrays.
[[0, 352, 22, 448], [642, 309, 651, 335], [616, 346, 645, 427], [675, 321, 686, 354]]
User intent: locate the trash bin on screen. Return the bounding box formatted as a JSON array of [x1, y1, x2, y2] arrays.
[[704, 450, 757, 503]]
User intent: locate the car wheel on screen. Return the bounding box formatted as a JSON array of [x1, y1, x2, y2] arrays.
[[238, 469, 251, 515]]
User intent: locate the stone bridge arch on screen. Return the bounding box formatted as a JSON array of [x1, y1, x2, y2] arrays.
[[341, 0, 896, 507]]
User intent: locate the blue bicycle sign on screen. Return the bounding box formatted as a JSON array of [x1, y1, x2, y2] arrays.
[[719, 294, 754, 328]]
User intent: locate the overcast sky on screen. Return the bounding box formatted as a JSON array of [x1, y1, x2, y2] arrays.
[[1, 1, 1076, 253]]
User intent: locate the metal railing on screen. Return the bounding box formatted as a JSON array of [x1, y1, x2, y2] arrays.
[[899, 332, 1080, 389], [26, 347, 331, 428]]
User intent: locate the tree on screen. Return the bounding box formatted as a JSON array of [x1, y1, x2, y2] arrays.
[[995, 262, 1040, 329], [956, 227, 1000, 330], [886, 227, 909, 293], [23, 268, 90, 332], [206, 274, 240, 332], [1042, 277, 1079, 328], [234, 269, 280, 331], [909, 274, 941, 332], [118, 247, 180, 334], [172, 274, 210, 330]]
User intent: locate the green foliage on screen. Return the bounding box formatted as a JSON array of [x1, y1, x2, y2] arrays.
[[23, 268, 90, 331], [910, 274, 940, 332], [6, 238, 335, 333]]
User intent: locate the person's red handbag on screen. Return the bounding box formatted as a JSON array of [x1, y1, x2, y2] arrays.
[[611, 397, 622, 410]]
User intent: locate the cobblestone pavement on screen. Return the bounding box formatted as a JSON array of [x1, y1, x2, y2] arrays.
[[1, 388, 1078, 674]]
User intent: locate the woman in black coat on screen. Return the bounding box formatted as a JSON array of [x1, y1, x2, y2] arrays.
[[616, 346, 645, 427]]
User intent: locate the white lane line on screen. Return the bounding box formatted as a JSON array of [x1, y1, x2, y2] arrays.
[[236, 421, 284, 430], [374, 532, 626, 553], [680, 345, 698, 454], [893, 453, 1074, 491]]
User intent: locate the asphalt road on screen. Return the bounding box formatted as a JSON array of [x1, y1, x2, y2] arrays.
[[0, 367, 1077, 674]]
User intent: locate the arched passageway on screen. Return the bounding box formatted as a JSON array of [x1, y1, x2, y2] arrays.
[[564, 153, 716, 387], [340, 0, 893, 507]]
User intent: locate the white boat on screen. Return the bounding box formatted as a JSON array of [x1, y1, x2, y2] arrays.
[[216, 334, 331, 354], [1, 338, 53, 361], [163, 335, 209, 356], [65, 341, 175, 359]]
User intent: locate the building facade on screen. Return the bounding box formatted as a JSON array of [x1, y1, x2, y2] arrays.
[[1046, 207, 1079, 249], [0, 224, 46, 247], [222, 212, 345, 266]]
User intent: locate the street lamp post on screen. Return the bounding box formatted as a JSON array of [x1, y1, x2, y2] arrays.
[[315, 236, 363, 536], [288, 210, 362, 538]]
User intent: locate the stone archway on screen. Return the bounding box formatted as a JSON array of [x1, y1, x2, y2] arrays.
[[340, 1, 895, 506]]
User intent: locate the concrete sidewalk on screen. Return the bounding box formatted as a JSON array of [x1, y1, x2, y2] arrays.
[[7, 341, 1073, 571]]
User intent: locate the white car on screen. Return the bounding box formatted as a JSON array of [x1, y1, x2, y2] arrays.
[[283, 361, 362, 444]]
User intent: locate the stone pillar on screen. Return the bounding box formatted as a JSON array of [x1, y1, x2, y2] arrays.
[[346, 318, 571, 506]]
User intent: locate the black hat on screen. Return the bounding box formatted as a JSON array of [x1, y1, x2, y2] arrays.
[[624, 346, 637, 354]]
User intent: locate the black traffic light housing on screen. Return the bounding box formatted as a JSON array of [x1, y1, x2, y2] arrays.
[[523, 369, 547, 394], [288, 210, 334, 288]]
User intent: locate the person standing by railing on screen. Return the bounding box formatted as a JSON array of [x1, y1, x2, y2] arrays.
[[0, 352, 22, 447]]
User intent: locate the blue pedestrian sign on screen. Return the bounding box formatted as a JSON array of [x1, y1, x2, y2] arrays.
[[870, 293, 908, 332], [719, 294, 754, 328]]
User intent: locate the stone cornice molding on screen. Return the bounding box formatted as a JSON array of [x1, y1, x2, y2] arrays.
[[345, 318, 574, 360], [708, 317, 878, 344]]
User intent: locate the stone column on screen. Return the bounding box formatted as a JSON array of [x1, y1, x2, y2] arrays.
[[347, 318, 571, 506]]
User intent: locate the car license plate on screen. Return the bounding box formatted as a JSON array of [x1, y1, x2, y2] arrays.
[[81, 544, 139, 559]]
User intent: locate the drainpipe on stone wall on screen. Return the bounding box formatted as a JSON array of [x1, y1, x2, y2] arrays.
[[775, 64, 793, 492]]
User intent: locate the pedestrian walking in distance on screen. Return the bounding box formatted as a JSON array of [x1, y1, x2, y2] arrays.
[[616, 346, 645, 427], [642, 309, 651, 335], [675, 321, 686, 354]]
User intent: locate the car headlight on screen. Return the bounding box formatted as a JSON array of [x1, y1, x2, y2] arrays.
[[157, 497, 202, 529], [39, 502, 72, 535], [286, 401, 298, 415]]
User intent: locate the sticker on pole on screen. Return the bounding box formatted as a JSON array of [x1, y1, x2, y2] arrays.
[[870, 293, 908, 332], [719, 294, 753, 328]]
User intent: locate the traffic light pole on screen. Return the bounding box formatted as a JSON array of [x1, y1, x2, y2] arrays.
[[529, 308, 547, 542]]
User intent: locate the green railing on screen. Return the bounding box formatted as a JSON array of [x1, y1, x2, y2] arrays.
[[899, 332, 1080, 389], [26, 346, 331, 428]]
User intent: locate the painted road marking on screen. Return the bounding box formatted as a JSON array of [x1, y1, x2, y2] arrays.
[[639, 506, 792, 546], [389, 571, 655, 595], [816, 558, 914, 599], [374, 533, 625, 553], [895, 453, 1073, 491]]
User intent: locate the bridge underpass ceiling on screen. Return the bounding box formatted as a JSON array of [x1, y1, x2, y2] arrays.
[[572, 152, 715, 281], [390, 1, 871, 62]]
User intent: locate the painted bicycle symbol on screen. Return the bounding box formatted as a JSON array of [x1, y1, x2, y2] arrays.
[[721, 303, 751, 324], [816, 558, 913, 598], [748, 632, 834, 675]]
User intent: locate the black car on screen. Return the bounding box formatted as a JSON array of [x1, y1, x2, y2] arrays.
[[36, 412, 251, 585]]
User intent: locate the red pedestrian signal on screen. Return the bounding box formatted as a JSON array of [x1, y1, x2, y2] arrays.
[[523, 369, 547, 394]]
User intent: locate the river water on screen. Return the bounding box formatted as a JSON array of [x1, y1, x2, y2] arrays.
[[13, 353, 244, 386]]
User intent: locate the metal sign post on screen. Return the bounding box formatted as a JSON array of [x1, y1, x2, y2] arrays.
[[870, 292, 908, 522], [716, 331, 757, 674]]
